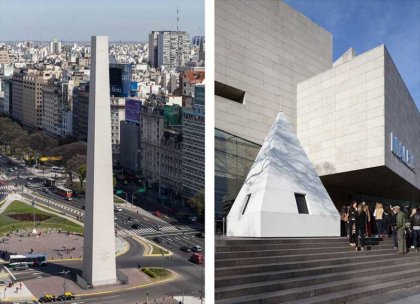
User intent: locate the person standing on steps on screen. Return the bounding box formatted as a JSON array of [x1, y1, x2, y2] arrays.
[[348, 201, 358, 247], [395, 206, 406, 255], [355, 204, 367, 251], [374, 202, 384, 237], [410, 208, 420, 252]]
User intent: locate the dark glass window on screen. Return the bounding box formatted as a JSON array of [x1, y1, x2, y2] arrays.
[[215, 81, 245, 103], [242, 194, 251, 215], [295, 193, 309, 214]]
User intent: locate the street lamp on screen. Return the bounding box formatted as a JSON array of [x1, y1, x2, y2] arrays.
[[31, 195, 37, 234]]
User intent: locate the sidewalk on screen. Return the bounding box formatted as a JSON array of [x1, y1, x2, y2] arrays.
[[174, 296, 204, 304], [0, 270, 36, 303]]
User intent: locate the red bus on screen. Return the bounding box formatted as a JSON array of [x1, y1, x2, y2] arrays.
[[190, 253, 204, 264], [55, 186, 73, 200]]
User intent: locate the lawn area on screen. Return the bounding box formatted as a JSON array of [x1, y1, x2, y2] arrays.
[[0, 200, 83, 235], [151, 244, 169, 255], [114, 196, 126, 204], [141, 267, 171, 279]]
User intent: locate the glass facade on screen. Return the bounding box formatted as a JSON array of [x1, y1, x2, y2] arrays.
[[215, 128, 261, 219]]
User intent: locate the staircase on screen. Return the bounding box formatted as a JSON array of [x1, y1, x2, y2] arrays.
[[215, 237, 420, 303]]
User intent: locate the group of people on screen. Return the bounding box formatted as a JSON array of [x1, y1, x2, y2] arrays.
[[340, 201, 420, 254]]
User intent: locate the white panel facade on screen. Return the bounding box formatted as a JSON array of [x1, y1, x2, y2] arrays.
[[227, 113, 340, 237], [297, 45, 387, 176], [384, 49, 420, 189], [83, 36, 117, 286], [215, 0, 332, 145]]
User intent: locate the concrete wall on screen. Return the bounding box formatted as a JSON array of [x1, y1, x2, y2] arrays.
[[297, 45, 387, 176], [215, 0, 332, 144], [384, 48, 420, 189]]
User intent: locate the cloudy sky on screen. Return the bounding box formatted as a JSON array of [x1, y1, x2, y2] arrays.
[[0, 0, 204, 42], [284, 0, 420, 109]]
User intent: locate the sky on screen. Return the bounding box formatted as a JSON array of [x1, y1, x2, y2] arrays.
[[0, 0, 204, 42], [284, 0, 420, 109]]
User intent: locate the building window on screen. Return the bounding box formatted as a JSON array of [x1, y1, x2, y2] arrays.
[[295, 193, 309, 214], [215, 81, 245, 104], [242, 194, 251, 215]]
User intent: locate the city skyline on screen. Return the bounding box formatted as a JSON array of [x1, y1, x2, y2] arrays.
[[284, 0, 420, 109], [0, 0, 204, 42]]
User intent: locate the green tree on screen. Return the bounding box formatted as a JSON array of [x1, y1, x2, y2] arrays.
[[188, 190, 205, 217], [77, 164, 87, 189], [67, 154, 87, 189]]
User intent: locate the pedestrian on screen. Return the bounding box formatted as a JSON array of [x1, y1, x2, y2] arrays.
[[410, 208, 420, 252], [374, 202, 385, 237], [15, 286, 18, 293], [19, 282, 22, 290], [339, 206, 348, 237], [348, 201, 357, 247], [395, 206, 406, 255], [30, 248, 33, 254], [391, 207, 398, 249], [355, 204, 367, 251]]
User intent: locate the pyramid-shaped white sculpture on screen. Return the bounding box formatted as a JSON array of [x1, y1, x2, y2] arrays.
[[227, 113, 340, 237]]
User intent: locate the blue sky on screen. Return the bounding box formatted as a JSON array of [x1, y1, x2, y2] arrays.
[[284, 0, 420, 109], [0, 0, 204, 42]]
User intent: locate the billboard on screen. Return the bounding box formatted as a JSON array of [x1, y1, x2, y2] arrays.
[[125, 98, 141, 123], [109, 63, 131, 97]]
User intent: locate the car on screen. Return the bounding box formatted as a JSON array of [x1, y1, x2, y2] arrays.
[[180, 246, 191, 253], [9, 168, 14, 172], [57, 292, 75, 301], [0, 280, 9, 286], [154, 225, 162, 231], [114, 206, 122, 212], [17, 175, 23, 179], [131, 223, 140, 229], [153, 211, 161, 217], [153, 237, 162, 243], [192, 245, 202, 253], [38, 294, 56, 303], [190, 253, 204, 264], [27, 177, 33, 181], [189, 216, 198, 222], [12, 263, 29, 271], [42, 188, 50, 193], [196, 232, 205, 238]]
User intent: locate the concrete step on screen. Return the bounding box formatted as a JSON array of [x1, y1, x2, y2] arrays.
[[283, 276, 420, 304], [215, 260, 420, 300], [216, 237, 346, 246], [215, 257, 416, 289], [216, 248, 397, 267], [216, 244, 393, 259], [215, 268, 420, 303], [215, 251, 417, 277]]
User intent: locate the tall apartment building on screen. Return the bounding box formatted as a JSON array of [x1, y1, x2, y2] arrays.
[[157, 31, 190, 70], [160, 128, 183, 197], [110, 96, 125, 155], [2, 78, 12, 115], [42, 81, 64, 137], [73, 83, 90, 141], [139, 104, 165, 188], [11, 69, 53, 129], [148, 31, 159, 68], [182, 84, 205, 198], [0, 49, 11, 64], [50, 39, 62, 55]]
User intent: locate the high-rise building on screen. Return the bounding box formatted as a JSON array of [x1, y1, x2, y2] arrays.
[[157, 31, 190, 70], [109, 63, 131, 97], [2, 78, 12, 115], [73, 83, 90, 141], [182, 84, 205, 198], [110, 96, 125, 155], [50, 39, 62, 55], [148, 31, 159, 68], [0, 49, 11, 64], [42, 81, 64, 138], [192, 36, 205, 46]]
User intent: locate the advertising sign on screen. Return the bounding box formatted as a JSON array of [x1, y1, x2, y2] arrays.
[[125, 98, 141, 123]]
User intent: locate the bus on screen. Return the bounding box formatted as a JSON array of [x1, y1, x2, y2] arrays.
[[55, 186, 73, 200], [8, 254, 47, 269]]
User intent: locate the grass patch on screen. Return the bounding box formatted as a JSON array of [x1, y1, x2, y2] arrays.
[[0, 200, 83, 235], [114, 196, 126, 204], [151, 244, 169, 255], [141, 267, 171, 279]]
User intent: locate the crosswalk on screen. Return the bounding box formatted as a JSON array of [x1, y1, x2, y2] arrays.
[[132, 225, 195, 235]]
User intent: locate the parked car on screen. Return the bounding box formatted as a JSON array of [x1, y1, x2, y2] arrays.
[[57, 292, 75, 301], [27, 177, 33, 181], [114, 206, 123, 212], [12, 263, 29, 271], [196, 232, 205, 238], [38, 294, 56, 303], [180, 246, 191, 253], [153, 237, 162, 243], [153, 211, 161, 217], [189, 216, 198, 222], [192, 245, 202, 253], [154, 225, 162, 231], [131, 223, 140, 229]]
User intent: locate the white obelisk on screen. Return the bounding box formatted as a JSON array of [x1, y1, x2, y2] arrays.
[[82, 36, 117, 286]]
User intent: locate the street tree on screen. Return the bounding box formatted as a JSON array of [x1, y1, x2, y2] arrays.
[[188, 190, 205, 217]]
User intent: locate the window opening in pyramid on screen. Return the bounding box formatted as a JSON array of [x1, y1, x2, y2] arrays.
[[242, 194, 251, 215], [295, 193, 309, 214]]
